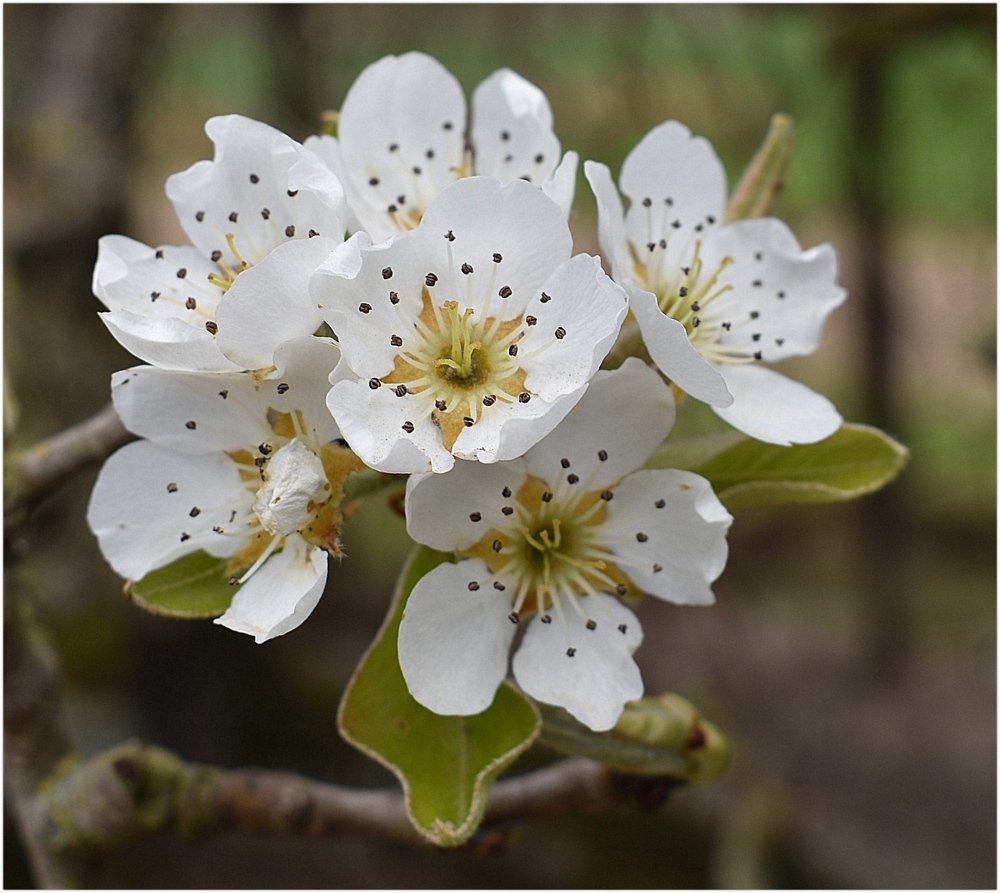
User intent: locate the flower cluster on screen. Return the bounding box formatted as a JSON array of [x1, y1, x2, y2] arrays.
[[88, 52, 845, 730]]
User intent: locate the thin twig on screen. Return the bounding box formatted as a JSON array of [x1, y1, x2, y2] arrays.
[[41, 743, 677, 855], [5, 402, 134, 536]]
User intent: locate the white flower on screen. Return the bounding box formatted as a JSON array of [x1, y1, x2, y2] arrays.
[[86, 337, 362, 642], [93, 115, 347, 373], [586, 121, 847, 445], [305, 52, 578, 243], [314, 176, 628, 475], [397, 358, 733, 731]]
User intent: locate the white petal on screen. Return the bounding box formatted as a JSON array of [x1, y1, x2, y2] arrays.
[[541, 151, 578, 219], [270, 336, 345, 445], [215, 536, 327, 642], [513, 592, 644, 731], [404, 459, 529, 552], [215, 236, 337, 370], [522, 358, 675, 492], [325, 378, 450, 474], [86, 440, 247, 580], [336, 52, 466, 241], [628, 287, 733, 406], [456, 385, 582, 465], [166, 114, 345, 267], [111, 364, 275, 453], [583, 159, 633, 283], [518, 254, 628, 401], [619, 121, 727, 260], [397, 557, 517, 715], [601, 469, 732, 606], [699, 219, 847, 363], [315, 231, 427, 378], [713, 363, 842, 445], [100, 310, 241, 373], [419, 176, 574, 305], [471, 68, 562, 186], [92, 235, 225, 318]]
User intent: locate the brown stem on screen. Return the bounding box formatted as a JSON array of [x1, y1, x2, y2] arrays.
[[5, 402, 134, 537], [41, 743, 676, 854]]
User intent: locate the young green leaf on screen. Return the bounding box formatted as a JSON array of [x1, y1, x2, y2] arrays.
[[648, 423, 909, 511], [725, 112, 795, 222], [337, 545, 541, 847], [126, 550, 237, 618]]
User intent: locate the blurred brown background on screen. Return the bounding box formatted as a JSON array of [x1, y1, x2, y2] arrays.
[[4, 4, 995, 888]]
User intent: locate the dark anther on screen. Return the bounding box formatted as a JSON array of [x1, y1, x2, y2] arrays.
[[395, 384, 408, 397], [502, 506, 514, 515], [195, 211, 205, 222], [509, 612, 519, 624], [285, 225, 296, 237], [493, 253, 503, 263], [586, 619, 597, 630], [601, 490, 613, 501], [176, 268, 187, 279], [566, 648, 576, 657], [189, 507, 201, 517], [499, 285, 512, 298], [492, 540, 503, 552], [167, 482, 178, 493], [470, 512, 482, 522], [389, 291, 400, 304], [369, 378, 381, 390], [508, 344, 518, 357], [468, 581, 480, 591], [560, 458, 571, 469], [554, 327, 566, 339], [359, 302, 372, 313], [483, 395, 496, 406], [636, 532, 648, 542], [185, 420, 197, 429], [518, 392, 530, 403], [526, 315, 537, 326], [502, 487, 512, 498], [462, 263, 474, 275], [567, 474, 579, 484], [425, 273, 438, 286], [382, 267, 393, 279], [616, 583, 628, 596], [390, 334, 403, 347], [276, 382, 290, 394], [540, 292, 551, 303], [541, 491, 553, 502], [218, 390, 228, 399], [205, 321, 218, 334], [401, 421, 415, 433]]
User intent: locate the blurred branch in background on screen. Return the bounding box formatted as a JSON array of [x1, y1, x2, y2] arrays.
[[827, 3, 995, 678]]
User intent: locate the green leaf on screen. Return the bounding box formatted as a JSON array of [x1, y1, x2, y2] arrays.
[[648, 423, 909, 511], [126, 551, 237, 618], [539, 694, 729, 783], [337, 546, 541, 847]]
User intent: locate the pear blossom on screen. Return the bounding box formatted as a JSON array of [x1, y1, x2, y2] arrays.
[[86, 337, 363, 642], [397, 358, 733, 731], [305, 51, 578, 243], [93, 115, 348, 373], [586, 121, 847, 446], [314, 176, 628, 475]]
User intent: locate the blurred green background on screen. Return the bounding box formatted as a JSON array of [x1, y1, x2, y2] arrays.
[[4, 4, 995, 888]]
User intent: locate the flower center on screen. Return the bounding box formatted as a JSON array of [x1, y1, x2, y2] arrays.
[[466, 477, 635, 623], [633, 240, 754, 365], [382, 291, 527, 449]]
